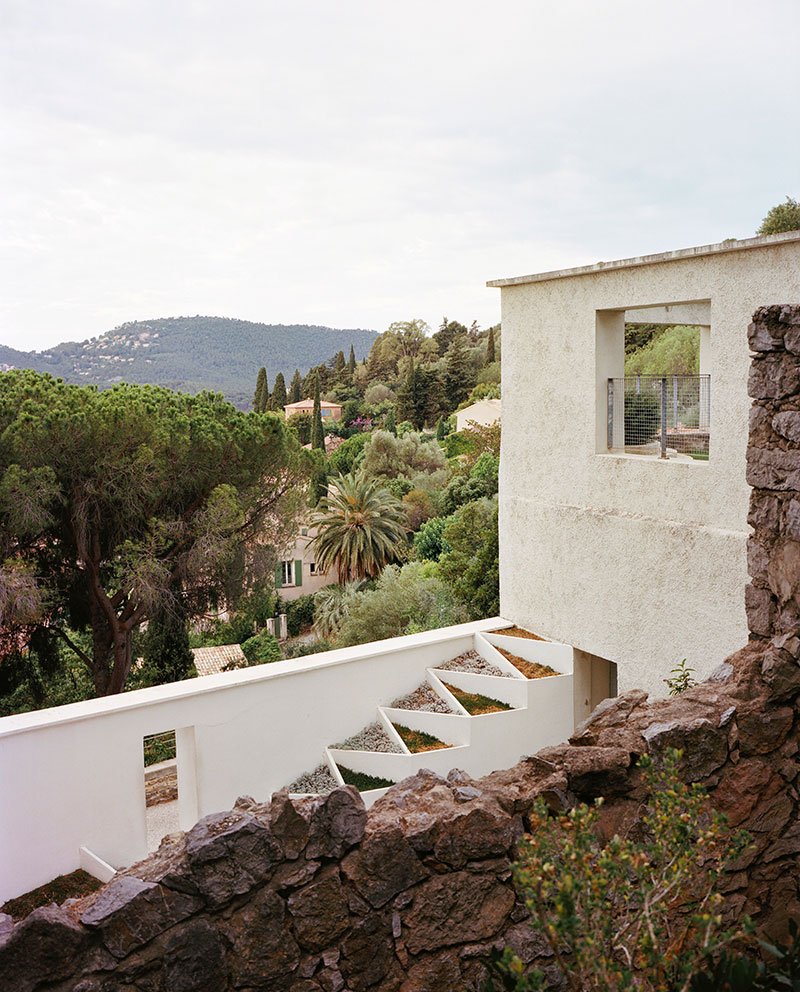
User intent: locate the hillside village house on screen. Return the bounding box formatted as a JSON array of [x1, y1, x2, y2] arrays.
[[489, 230, 800, 709], [274, 524, 336, 600], [3, 231, 800, 907], [455, 396, 501, 432], [284, 397, 342, 420]]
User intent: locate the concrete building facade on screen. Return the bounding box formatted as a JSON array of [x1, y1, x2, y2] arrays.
[[455, 397, 501, 432], [488, 231, 800, 705]]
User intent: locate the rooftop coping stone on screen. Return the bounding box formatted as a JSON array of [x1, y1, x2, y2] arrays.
[[486, 230, 800, 288]]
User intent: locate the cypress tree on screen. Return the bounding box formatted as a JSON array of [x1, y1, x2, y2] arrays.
[[385, 406, 397, 435], [348, 345, 356, 377], [289, 369, 302, 404], [436, 415, 449, 440], [253, 367, 267, 412], [311, 374, 325, 451], [486, 326, 496, 364], [333, 350, 346, 380], [271, 372, 287, 412], [443, 335, 474, 411]]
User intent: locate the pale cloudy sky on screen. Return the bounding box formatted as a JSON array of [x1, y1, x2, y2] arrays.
[[1, 0, 798, 350]]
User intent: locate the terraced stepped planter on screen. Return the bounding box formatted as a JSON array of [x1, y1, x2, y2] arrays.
[[281, 626, 573, 810]]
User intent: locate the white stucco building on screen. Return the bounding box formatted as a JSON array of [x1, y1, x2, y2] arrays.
[[489, 231, 800, 707], [455, 397, 501, 432]]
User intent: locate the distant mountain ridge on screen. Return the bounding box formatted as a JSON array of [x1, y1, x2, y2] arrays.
[[0, 316, 378, 408]]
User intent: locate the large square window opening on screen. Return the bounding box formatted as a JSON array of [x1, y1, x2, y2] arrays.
[[596, 302, 711, 461]]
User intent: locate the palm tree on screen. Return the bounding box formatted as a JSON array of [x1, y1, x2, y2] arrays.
[[313, 581, 364, 639], [309, 472, 407, 583]]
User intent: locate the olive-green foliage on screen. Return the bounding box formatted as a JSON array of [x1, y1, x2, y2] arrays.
[[288, 411, 313, 445], [495, 751, 750, 992], [361, 430, 448, 486], [284, 594, 315, 636], [327, 432, 370, 476], [240, 631, 283, 664], [0, 371, 309, 695], [437, 451, 499, 517], [310, 472, 407, 583], [442, 430, 474, 459], [413, 516, 451, 562], [335, 561, 468, 647], [623, 390, 661, 445], [438, 497, 499, 618], [312, 582, 365, 639], [625, 325, 700, 376], [758, 196, 800, 236]]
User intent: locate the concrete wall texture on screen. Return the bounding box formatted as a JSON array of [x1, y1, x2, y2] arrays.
[[490, 232, 800, 697]]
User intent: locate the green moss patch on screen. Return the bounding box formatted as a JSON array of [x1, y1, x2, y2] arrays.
[[440, 681, 512, 715], [337, 765, 395, 792], [393, 724, 451, 753], [1, 869, 103, 921]]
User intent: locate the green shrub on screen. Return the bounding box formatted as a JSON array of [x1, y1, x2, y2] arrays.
[[285, 594, 315, 636], [624, 390, 660, 445], [240, 631, 283, 664], [414, 516, 451, 562], [494, 750, 751, 992]]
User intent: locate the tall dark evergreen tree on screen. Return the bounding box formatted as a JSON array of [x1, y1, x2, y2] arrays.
[[311, 374, 325, 451], [289, 369, 302, 404], [443, 334, 474, 411], [384, 406, 397, 435], [271, 372, 288, 412], [141, 599, 195, 685], [253, 367, 268, 412], [347, 345, 356, 377], [486, 326, 496, 364], [333, 350, 346, 380]]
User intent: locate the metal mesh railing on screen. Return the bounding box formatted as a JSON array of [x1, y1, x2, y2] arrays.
[[607, 375, 710, 459]]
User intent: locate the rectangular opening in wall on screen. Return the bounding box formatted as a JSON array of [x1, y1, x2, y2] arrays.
[[143, 731, 179, 851], [597, 301, 711, 460]]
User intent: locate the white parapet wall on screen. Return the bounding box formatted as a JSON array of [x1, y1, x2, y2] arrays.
[[0, 619, 574, 904]]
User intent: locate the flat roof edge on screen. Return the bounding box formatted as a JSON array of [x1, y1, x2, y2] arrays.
[[486, 230, 800, 288]]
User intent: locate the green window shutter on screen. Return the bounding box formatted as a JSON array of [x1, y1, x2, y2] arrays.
[[294, 559, 303, 586], [275, 563, 284, 589]]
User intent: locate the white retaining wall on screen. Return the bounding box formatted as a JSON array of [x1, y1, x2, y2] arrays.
[[0, 619, 573, 904]]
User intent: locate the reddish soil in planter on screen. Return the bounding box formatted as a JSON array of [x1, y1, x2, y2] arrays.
[[1, 870, 102, 921], [495, 647, 559, 680], [490, 626, 545, 641], [393, 724, 452, 753]]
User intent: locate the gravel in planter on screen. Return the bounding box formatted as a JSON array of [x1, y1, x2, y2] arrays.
[[436, 649, 512, 678], [391, 682, 455, 713], [287, 763, 338, 795], [333, 722, 403, 753]]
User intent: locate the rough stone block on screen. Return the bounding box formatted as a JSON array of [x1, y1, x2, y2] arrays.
[[745, 583, 775, 638], [287, 868, 349, 952], [0, 906, 90, 992]]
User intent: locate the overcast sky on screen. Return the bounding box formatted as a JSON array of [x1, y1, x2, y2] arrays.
[[1, 0, 798, 351]]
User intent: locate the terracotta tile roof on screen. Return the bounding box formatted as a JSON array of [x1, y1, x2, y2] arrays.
[[191, 644, 247, 676]]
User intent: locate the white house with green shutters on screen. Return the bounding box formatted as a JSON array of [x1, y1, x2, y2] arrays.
[[274, 524, 336, 600]]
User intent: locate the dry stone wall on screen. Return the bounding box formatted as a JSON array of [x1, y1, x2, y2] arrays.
[[2, 308, 800, 992]]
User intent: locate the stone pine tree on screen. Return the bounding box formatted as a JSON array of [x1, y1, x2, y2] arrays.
[[486, 326, 496, 364], [271, 372, 288, 412], [758, 197, 800, 235], [253, 367, 268, 412], [289, 369, 302, 404], [443, 335, 474, 412], [347, 345, 356, 378], [311, 374, 325, 451]]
